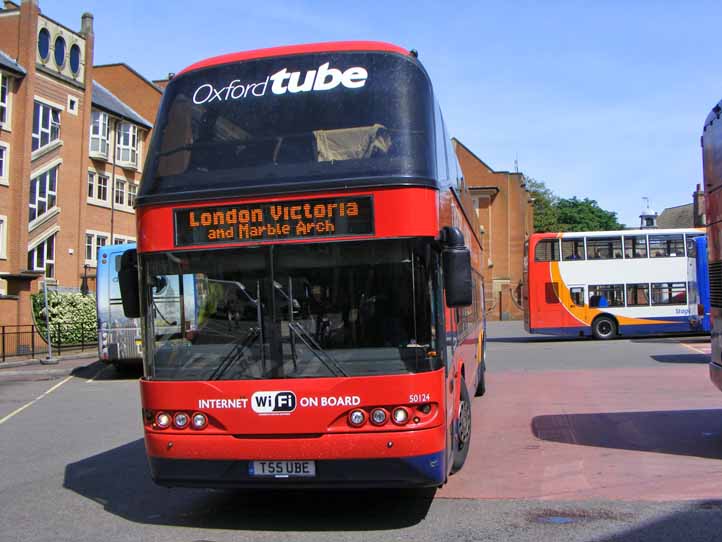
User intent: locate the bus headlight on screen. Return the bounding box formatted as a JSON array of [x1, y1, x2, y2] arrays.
[[155, 412, 171, 429], [191, 413, 208, 429], [392, 407, 409, 425], [348, 409, 366, 427], [173, 412, 190, 429], [370, 408, 388, 426]]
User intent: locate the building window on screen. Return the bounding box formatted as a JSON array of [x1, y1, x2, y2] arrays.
[[38, 29, 50, 60], [28, 233, 56, 277], [0, 73, 9, 126], [29, 166, 58, 223], [114, 179, 125, 206], [69, 44, 81, 74], [54, 36, 66, 68], [85, 232, 108, 264], [0, 143, 7, 185], [112, 235, 135, 245], [32, 101, 61, 152], [127, 183, 137, 207], [116, 122, 138, 166], [90, 111, 109, 157], [0, 214, 6, 260], [87, 171, 109, 203]]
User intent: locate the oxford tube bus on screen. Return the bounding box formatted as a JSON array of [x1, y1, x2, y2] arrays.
[[702, 98, 722, 391], [524, 228, 707, 339], [119, 41, 487, 488]]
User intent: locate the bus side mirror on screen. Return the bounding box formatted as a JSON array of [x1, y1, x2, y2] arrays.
[[119, 249, 141, 318], [441, 227, 473, 307]]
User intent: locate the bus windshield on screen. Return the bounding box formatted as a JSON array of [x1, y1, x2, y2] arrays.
[[141, 239, 440, 380], [139, 52, 435, 201]]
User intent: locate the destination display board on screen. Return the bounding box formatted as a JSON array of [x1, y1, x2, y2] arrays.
[[174, 196, 374, 246]]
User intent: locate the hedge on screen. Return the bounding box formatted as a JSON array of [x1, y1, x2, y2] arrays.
[[31, 290, 97, 345]]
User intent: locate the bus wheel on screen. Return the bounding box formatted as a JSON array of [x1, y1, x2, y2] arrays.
[[474, 362, 486, 397], [451, 379, 472, 473], [592, 315, 617, 340]]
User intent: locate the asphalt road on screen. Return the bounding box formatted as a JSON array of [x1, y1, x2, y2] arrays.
[[1, 322, 721, 542]]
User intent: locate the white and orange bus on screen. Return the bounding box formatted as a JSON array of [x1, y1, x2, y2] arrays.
[[524, 228, 708, 339]]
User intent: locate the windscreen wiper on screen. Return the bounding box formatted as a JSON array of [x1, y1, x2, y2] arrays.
[[287, 321, 347, 377], [209, 328, 260, 380]]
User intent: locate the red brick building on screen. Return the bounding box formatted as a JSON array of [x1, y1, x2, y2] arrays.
[[0, 0, 157, 325], [454, 139, 534, 320]]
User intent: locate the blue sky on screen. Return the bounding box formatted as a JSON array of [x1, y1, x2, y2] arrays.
[[45, 1, 722, 227]]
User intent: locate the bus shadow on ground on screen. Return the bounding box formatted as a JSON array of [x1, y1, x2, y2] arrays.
[[63, 439, 434, 530], [650, 354, 710, 364], [70, 361, 143, 381], [531, 409, 722, 459]]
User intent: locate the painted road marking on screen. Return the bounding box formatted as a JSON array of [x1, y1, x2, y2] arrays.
[[0, 375, 73, 426], [681, 342, 711, 355]]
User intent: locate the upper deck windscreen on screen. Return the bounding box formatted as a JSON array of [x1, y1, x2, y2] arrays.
[[139, 51, 435, 203]]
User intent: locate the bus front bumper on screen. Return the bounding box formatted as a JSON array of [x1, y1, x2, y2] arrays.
[[145, 427, 447, 488], [710, 362, 722, 392]]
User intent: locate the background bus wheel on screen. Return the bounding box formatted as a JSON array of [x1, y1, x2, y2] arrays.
[[475, 362, 486, 397], [592, 315, 617, 340], [451, 379, 471, 473]]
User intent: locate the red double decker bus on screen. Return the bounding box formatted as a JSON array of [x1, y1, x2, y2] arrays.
[[119, 41, 486, 488], [703, 98, 722, 392]]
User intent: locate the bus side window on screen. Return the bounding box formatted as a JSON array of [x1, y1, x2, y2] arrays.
[[545, 282, 560, 304], [570, 287, 584, 306]]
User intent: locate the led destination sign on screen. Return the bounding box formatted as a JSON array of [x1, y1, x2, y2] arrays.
[[174, 196, 374, 246]]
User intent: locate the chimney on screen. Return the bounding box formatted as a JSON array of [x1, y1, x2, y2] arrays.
[[81, 11, 93, 36]]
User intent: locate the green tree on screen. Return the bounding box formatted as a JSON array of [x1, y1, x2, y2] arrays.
[[525, 177, 624, 232], [525, 177, 559, 232], [556, 197, 624, 231]]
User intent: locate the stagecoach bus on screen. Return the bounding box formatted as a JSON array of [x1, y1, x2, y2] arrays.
[[118, 41, 487, 488], [702, 98, 722, 391], [524, 228, 708, 339]]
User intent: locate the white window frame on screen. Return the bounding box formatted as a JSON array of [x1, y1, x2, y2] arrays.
[[127, 182, 137, 208], [116, 122, 138, 168], [87, 170, 110, 207], [27, 228, 57, 278], [114, 178, 125, 206], [32, 99, 62, 153], [0, 141, 8, 186], [0, 214, 7, 260], [0, 71, 12, 131], [89, 110, 109, 159], [112, 234, 136, 245], [28, 161, 61, 229], [85, 229, 109, 266], [66, 95, 79, 116]]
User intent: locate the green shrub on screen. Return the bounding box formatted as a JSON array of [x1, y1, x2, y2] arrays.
[[31, 291, 97, 345]]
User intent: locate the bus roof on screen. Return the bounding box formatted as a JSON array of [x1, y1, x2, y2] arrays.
[[530, 228, 704, 239], [98, 242, 136, 259], [177, 41, 412, 77]]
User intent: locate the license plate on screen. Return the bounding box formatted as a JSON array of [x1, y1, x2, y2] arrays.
[[249, 460, 316, 478]]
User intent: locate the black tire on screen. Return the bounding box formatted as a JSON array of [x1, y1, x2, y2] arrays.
[[475, 362, 486, 397], [451, 378, 472, 473], [475, 339, 487, 397], [592, 315, 617, 340]]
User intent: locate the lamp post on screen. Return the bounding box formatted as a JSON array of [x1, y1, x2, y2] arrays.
[[80, 263, 89, 295]]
